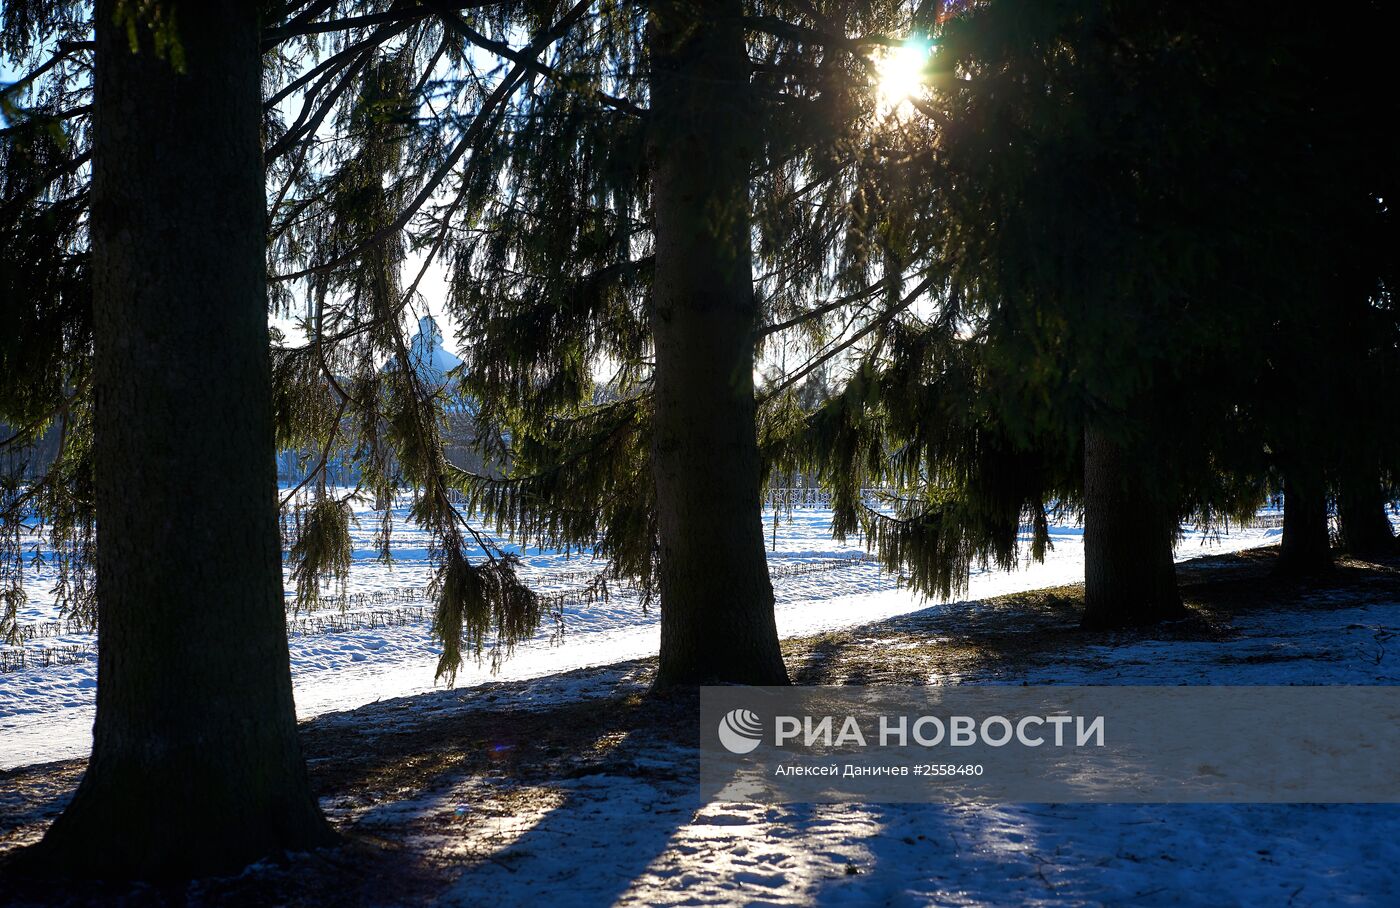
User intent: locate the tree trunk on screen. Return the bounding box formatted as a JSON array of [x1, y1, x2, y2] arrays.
[[1080, 421, 1185, 628], [21, 0, 333, 879], [1278, 468, 1333, 574], [646, 0, 788, 686], [1338, 481, 1394, 555]]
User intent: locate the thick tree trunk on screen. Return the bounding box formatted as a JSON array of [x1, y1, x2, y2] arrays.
[[21, 0, 333, 878], [646, 0, 788, 686], [1080, 421, 1185, 628], [1338, 482, 1394, 555], [1278, 468, 1333, 574]]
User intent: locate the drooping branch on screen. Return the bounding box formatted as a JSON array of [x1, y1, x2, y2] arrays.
[[264, 19, 416, 111], [271, 0, 594, 283], [759, 274, 896, 338], [264, 1, 523, 48], [0, 39, 92, 95], [0, 376, 91, 450], [429, 3, 647, 118], [760, 273, 940, 402]]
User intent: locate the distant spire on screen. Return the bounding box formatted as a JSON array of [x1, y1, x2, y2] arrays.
[[404, 314, 463, 386], [417, 315, 442, 347]]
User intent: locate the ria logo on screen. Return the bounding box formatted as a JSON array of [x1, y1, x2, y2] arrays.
[[717, 708, 764, 754]]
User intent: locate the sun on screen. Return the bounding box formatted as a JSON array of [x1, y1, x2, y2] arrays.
[[874, 41, 930, 112]]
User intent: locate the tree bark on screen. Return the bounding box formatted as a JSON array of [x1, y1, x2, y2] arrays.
[[21, 0, 333, 878], [1080, 421, 1185, 628], [1278, 467, 1333, 574], [1338, 481, 1394, 555], [646, 0, 788, 686]]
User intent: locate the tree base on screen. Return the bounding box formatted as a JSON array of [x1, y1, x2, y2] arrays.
[[11, 762, 337, 881], [652, 660, 791, 690], [1338, 495, 1396, 557], [1278, 474, 1334, 575], [1080, 593, 1188, 630], [654, 622, 790, 688], [1081, 422, 1185, 630]]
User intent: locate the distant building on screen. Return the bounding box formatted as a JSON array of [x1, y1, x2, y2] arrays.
[[277, 316, 487, 485], [403, 315, 463, 389]]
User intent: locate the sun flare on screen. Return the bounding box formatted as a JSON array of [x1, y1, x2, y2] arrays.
[[874, 41, 930, 111]]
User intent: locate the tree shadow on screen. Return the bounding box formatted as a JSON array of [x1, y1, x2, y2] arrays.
[[800, 799, 1400, 907], [296, 683, 706, 905], [425, 688, 706, 905], [790, 635, 857, 685], [0, 760, 82, 844], [797, 801, 1094, 906]]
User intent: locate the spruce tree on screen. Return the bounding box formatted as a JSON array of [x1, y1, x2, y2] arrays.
[[774, 1, 1394, 626], [429, 0, 925, 684], [255, 0, 929, 686], [1241, 0, 1397, 573], [643, 0, 785, 683], [5, 1, 939, 705], [0, 0, 569, 878], [785, 2, 1259, 624], [7, 0, 334, 878]]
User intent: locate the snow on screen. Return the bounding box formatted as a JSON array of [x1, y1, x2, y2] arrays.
[[0, 503, 1279, 770], [431, 788, 1397, 906], [3, 502, 1396, 905], [311, 586, 1400, 907]]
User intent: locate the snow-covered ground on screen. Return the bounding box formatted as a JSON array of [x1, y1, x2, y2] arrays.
[[0, 498, 1279, 770], [441, 784, 1400, 907], [314, 585, 1400, 907], [3, 500, 1396, 905]]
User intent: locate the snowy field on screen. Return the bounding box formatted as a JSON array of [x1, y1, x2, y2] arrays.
[[0, 497, 1280, 770]]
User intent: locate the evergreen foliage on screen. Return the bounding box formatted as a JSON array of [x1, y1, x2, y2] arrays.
[[2, 0, 1394, 654], [771, 0, 1396, 607], [5, 0, 934, 675]]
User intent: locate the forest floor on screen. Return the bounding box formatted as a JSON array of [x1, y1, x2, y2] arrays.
[[2, 545, 1399, 906]]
